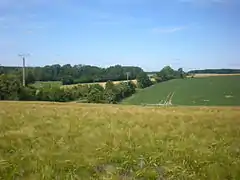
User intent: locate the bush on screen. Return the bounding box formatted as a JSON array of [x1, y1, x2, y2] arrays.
[[0, 74, 137, 104], [87, 84, 105, 103], [103, 81, 136, 103], [104, 81, 118, 104], [62, 76, 74, 85], [19, 86, 37, 101], [0, 74, 22, 100], [136, 72, 153, 89], [36, 87, 69, 102]]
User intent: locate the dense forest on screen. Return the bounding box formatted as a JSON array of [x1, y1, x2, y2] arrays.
[[188, 69, 240, 74], [0, 64, 144, 85]]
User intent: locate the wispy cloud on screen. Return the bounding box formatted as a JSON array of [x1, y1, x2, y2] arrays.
[[179, 0, 230, 5], [179, 0, 226, 3], [152, 26, 187, 33], [0, 0, 68, 10], [0, 13, 51, 35], [98, 0, 148, 5]]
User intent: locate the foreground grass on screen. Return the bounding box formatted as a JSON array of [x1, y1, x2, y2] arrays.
[[123, 76, 240, 106], [0, 102, 240, 179]]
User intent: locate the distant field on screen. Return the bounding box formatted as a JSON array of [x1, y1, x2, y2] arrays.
[[33, 80, 139, 89], [0, 101, 240, 179], [33, 78, 156, 89], [32, 81, 62, 88], [123, 76, 240, 106], [192, 73, 240, 78], [64, 79, 138, 88]]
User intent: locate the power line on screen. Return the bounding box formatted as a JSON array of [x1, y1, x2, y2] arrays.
[[18, 53, 30, 87]]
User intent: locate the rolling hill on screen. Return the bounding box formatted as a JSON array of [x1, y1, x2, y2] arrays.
[[123, 76, 240, 106]]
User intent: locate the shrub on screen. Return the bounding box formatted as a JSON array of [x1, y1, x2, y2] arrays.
[[0, 74, 21, 100]]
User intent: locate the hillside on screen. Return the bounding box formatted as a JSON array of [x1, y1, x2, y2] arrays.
[[123, 76, 240, 106], [0, 102, 240, 179]]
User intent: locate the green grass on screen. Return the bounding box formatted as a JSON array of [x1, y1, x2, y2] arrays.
[[0, 102, 240, 179], [123, 76, 240, 106]]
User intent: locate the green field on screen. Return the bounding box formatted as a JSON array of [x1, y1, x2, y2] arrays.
[[0, 102, 240, 179], [123, 76, 240, 106]]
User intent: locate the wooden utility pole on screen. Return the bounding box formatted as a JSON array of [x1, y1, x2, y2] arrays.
[[126, 72, 130, 82], [18, 54, 29, 87]]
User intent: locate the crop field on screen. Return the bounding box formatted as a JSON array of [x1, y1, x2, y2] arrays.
[[0, 101, 240, 179], [191, 74, 240, 78], [63, 80, 138, 89], [33, 80, 140, 89], [123, 76, 240, 106], [32, 81, 62, 88]]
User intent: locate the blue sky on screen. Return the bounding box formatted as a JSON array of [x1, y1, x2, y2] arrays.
[[0, 0, 239, 71]]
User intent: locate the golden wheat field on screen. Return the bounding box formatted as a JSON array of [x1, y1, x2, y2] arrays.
[[0, 101, 240, 179], [63, 78, 156, 88], [63, 80, 138, 88], [190, 74, 240, 78]]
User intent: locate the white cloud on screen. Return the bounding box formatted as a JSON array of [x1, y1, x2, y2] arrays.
[[152, 26, 187, 33]]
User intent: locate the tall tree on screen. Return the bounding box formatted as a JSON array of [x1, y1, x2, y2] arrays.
[[136, 72, 153, 88], [157, 66, 176, 81], [25, 70, 36, 85], [177, 68, 185, 79]]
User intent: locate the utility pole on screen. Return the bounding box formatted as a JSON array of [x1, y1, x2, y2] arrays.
[[126, 72, 130, 82], [18, 54, 29, 87]]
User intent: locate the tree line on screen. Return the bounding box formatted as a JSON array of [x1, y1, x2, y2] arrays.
[[153, 66, 186, 82], [0, 64, 186, 104], [0, 73, 137, 104], [0, 64, 144, 85]]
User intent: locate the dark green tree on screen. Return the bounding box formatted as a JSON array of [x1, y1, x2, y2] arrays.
[[157, 66, 175, 81], [104, 81, 119, 103], [87, 85, 104, 103], [136, 72, 153, 88], [0, 74, 21, 100], [19, 86, 37, 101], [177, 68, 186, 79], [62, 76, 74, 85], [26, 70, 36, 85], [0, 64, 144, 85]]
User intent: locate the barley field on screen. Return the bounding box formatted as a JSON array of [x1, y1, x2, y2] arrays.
[[0, 101, 240, 179], [63, 80, 138, 89], [33, 80, 139, 89], [191, 73, 240, 78]]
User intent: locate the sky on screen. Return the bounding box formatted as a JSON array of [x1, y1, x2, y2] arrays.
[[0, 0, 239, 71]]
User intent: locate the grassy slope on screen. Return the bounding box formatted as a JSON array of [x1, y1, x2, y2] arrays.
[[0, 102, 240, 179], [123, 76, 240, 106]]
